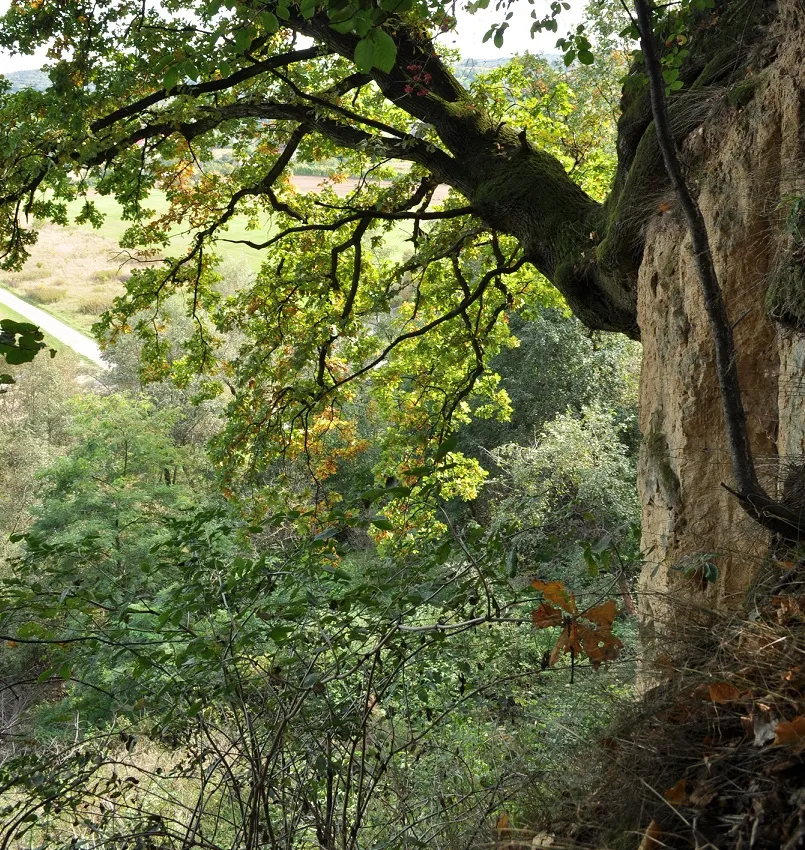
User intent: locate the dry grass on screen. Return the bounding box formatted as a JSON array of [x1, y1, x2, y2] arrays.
[[26, 284, 67, 304], [0, 223, 132, 333], [77, 291, 115, 315], [517, 574, 805, 850]]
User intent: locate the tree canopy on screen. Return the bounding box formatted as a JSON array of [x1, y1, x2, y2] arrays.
[[0, 0, 642, 474]]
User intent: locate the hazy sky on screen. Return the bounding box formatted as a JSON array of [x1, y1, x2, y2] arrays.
[[0, 0, 577, 74]]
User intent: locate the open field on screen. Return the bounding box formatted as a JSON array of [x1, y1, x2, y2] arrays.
[[0, 176, 432, 335]]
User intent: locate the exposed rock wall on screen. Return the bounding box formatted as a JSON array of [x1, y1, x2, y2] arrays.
[[637, 0, 805, 652]]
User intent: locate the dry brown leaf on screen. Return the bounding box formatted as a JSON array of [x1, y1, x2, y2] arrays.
[[771, 595, 805, 623], [709, 681, 742, 703], [652, 653, 676, 677], [689, 781, 718, 808], [531, 580, 577, 614], [549, 630, 571, 666], [531, 602, 563, 629], [773, 716, 805, 748], [638, 820, 663, 850], [531, 832, 555, 848], [579, 624, 623, 670], [496, 811, 511, 837], [664, 778, 689, 805], [584, 599, 617, 627]]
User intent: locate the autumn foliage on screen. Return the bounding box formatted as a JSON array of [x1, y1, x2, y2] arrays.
[[530, 579, 623, 670]]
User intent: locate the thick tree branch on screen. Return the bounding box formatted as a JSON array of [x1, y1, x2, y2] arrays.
[[90, 46, 325, 133]]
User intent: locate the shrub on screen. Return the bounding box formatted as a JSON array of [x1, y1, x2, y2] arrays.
[[78, 293, 113, 314], [27, 285, 66, 304], [90, 268, 118, 282]]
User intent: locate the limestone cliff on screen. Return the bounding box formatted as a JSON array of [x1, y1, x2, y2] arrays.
[[637, 0, 805, 648]]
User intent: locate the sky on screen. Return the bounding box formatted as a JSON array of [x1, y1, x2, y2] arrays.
[[0, 0, 579, 74]]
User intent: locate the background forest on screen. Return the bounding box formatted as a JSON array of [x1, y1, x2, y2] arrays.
[[0, 40, 645, 848]]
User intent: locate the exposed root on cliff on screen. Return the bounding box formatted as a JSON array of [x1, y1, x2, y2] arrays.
[[514, 582, 805, 850]]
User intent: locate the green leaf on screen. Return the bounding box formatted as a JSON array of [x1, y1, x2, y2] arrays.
[[583, 544, 599, 577], [234, 27, 253, 53], [354, 36, 374, 72], [370, 515, 394, 531], [258, 10, 279, 31], [371, 29, 397, 72], [577, 49, 594, 64], [163, 66, 181, 91], [379, 0, 414, 10], [434, 433, 459, 461], [268, 625, 294, 645], [321, 564, 351, 580]]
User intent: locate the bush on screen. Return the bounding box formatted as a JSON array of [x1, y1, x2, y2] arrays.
[[27, 285, 66, 304], [78, 293, 113, 314], [90, 268, 118, 282]]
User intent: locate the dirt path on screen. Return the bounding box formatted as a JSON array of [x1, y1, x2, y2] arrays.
[[0, 285, 108, 368]]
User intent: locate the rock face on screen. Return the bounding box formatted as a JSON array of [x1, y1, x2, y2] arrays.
[[636, 0, 805, 653]]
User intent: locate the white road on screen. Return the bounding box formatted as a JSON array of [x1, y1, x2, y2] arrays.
[[0, 285, 108, 368]]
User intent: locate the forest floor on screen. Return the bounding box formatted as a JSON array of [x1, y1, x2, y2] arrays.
[[521, 580, 805, 850]]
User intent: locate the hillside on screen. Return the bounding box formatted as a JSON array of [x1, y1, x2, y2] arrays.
[[1, 67, 49, 91]]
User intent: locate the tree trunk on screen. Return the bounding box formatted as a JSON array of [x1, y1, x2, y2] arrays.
[[636, 0, 805, 657]]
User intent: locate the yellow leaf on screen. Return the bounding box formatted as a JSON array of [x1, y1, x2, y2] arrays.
[[638, 820, 663, 850]]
